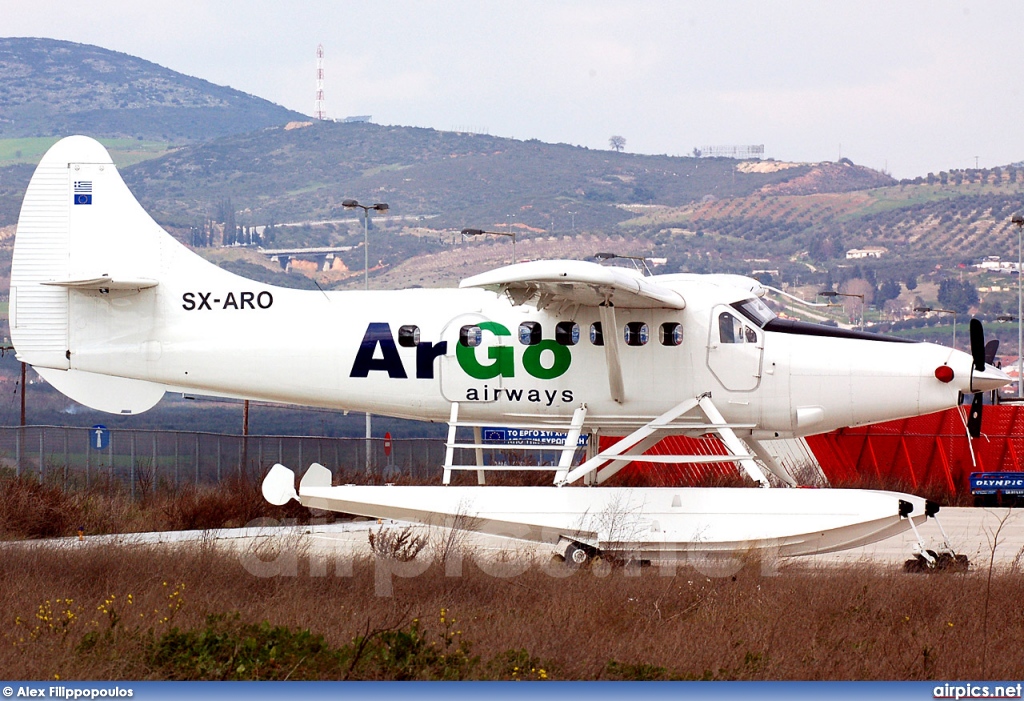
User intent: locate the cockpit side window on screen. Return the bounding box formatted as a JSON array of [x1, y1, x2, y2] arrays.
[[719, 311, 758, 344], [719, 312, 741, 344], [732, 298, 776, 328]]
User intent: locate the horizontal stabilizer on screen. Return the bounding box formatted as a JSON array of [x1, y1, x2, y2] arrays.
[[42, 276, 158, 291], [34, 367, 167, 414]]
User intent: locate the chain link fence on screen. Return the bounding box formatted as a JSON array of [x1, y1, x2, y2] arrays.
[[0, 425, 448, 495]]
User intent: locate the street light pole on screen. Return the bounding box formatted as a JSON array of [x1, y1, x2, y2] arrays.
[[818, 290, 866, 330], [343, 199, 390, 470], [461, 228, 517, 264], [1013, 214, 1024, 397], [913, 306, 957, 349]]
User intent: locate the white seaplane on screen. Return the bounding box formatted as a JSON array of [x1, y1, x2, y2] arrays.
[[9, 136, 1009, 567]]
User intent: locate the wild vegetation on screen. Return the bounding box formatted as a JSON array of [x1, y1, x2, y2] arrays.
[[2, 532, 1023, 680]]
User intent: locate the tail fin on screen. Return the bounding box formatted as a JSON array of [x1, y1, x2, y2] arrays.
[[11, 136, 171, 413]]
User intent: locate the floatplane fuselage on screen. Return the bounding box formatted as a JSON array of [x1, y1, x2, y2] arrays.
[[9, 136, 1009, 566]]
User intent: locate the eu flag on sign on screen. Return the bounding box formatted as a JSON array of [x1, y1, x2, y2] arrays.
[[73, 180, 92, 205]]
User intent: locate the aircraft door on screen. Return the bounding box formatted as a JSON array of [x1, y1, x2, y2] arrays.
[[439, 314, 507, 403], [706, 306, 763, 391]]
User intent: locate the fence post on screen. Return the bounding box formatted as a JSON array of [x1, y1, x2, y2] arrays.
[[298, 438, 303, 471], [15, 428, 20, 477], [63, 429, 68, 489], [130, 431, 136, 500], [108, 433, 113, 493], [174, 433, 179, 489], [39, 428, 44, 483], [152, 432, 158, 491], [216, 436, 221, 482], [85, 429, 90, 490], [194, 434, 200, 485]]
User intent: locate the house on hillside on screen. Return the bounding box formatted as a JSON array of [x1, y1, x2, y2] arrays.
[[845, 246, 887, 260]]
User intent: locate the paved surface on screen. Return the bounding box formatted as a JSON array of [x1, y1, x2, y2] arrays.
[[17, 507, 1024, 572], [800, 506, 1024, 568]]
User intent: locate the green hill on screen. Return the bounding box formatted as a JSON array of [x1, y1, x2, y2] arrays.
[[119, 120, 892, 233], [0, 37, 304, 141]]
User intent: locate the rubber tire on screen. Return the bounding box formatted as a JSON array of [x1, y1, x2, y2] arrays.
[[565, 542, 590, 569]]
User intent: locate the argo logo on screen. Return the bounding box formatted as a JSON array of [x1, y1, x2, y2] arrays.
[[456, 321, 571, 380], [349, 321, 572, 380]]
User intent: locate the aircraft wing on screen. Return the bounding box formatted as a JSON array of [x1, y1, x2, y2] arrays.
[[459, 260, 685, 310]]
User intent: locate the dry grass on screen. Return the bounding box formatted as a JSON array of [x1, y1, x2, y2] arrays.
[[0, 539, 1022, 680], [0, 473, 319, 539]]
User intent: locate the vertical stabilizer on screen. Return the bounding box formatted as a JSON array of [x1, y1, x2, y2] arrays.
[[10, 136, 169, 413]]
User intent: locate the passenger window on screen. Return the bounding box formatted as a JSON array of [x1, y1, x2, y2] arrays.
[[660, 322, 683, 347], [398, 325, 420, 347], [744, 326, 758, 344], [519, 321, 542, 345], [460, 325, 482, 347], [590, 322, 604, 346], [624, 322, 649, 347], [556, 321, 580, 346]]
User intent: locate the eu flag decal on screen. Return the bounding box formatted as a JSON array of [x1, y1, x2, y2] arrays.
[[73, 181, 92, 205]]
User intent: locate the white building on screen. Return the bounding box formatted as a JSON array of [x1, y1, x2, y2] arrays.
[[845, 247, 887, 260]]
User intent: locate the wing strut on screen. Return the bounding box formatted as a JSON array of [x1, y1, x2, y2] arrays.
[[598, 303, 625, 403]]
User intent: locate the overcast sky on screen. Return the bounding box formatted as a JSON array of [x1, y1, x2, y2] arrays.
[[4, 1, 1024, 178]]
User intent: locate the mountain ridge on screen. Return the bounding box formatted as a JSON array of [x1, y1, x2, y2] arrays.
[[0, 37, 304, 141]]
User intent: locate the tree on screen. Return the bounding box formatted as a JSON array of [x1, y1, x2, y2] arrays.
[[905, 273, 918, 291], [875, 279, 901, 306], [609, 135, 626, 152], [937, 278, 979, 313]]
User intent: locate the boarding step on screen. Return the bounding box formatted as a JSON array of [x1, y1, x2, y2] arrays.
[[443, 402, 589, 485]]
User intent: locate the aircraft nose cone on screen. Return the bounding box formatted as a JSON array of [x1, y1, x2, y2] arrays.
[[972, 364, 1012, 393], [942, 349, 1009, 394]]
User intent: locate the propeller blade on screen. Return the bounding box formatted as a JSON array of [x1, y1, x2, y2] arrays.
[[985, 339, 1000, 366], [970, 318, 986, 372], [968, 392, 984, 438]]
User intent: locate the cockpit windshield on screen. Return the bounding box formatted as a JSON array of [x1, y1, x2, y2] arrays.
[[732, 298, 777, 328]]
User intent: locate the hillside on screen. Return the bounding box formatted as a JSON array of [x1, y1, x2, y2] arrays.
[[117, 120, 891, 232], [0, 38, 304, 141], [618, 168, 1024, 265]]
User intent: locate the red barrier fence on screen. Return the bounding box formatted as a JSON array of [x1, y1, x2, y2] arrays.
[[605, 406, 1024, 497], [807, 405, 1024, 496]]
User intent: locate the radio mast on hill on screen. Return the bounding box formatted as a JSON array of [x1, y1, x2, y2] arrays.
[[314, 44, 326, 120]]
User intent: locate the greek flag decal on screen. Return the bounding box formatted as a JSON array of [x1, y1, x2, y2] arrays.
[[73, 181, 92, 205]]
